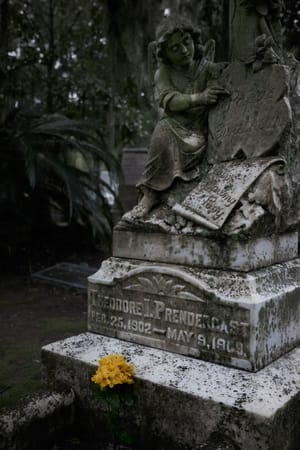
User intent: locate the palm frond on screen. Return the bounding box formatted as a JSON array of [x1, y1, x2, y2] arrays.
[[0, 107, 121, 244]]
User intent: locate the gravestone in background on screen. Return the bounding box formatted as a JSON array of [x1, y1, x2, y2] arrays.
[[119, 147, 148, 212]]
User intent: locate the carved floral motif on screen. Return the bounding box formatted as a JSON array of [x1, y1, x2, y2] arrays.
[[251, 34, 280, 71], [124, 274, 204, 302]]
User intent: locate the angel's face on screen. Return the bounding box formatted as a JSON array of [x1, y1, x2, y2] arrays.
[[165, 31, 195, 68]]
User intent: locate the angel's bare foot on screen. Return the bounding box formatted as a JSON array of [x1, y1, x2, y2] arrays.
[[122, 189, 160, 221]]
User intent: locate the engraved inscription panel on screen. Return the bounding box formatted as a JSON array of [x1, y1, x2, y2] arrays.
[[173, 157, 282, 230], [88, 274, 251, 363]]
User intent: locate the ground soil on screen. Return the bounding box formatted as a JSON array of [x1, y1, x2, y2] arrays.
[[0, 246, 105, 409]]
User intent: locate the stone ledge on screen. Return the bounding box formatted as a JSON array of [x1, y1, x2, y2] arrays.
[[41, 333, 300, 450], [113, 230, 298, 272], [0, 390, 75, 450]]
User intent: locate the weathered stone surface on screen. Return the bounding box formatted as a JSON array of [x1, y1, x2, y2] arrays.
[[113, 230, 298, 272], [41, 333, 300, 450], [208, 62, 292, 163], [294, 97, 300, 136], [88, 257, 300, 371]]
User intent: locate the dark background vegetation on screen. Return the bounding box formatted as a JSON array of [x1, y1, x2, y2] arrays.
[[0, 0, 299, 273]]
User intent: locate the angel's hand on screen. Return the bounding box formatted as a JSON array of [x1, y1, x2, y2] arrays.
[[198, 86, 229, 105]]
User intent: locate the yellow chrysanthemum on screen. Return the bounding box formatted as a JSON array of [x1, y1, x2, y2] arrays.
[[91, 354, 135, 390]]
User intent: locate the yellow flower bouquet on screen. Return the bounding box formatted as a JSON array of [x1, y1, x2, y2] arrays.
[[91, 354, 135, 390]]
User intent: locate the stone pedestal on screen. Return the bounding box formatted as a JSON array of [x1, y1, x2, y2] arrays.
[[88, 253, 300, 371], [41, 333, 300, 450]]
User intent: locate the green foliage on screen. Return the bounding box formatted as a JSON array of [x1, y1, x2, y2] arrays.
[[91, 382, 135, 406], [1, 0, 157, 260], [285, 0, 300, 29], [284, 0, 300, 58], [91, 382, 135, 447], [0, 105, 121, 250], [1, 0, 158, 153]]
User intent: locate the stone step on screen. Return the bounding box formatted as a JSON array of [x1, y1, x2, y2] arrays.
[[0, 390, 75, 450], [41, 333, 300, 450]]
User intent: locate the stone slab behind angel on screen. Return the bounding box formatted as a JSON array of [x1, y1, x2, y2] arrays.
[[119, 13, 300, 239]]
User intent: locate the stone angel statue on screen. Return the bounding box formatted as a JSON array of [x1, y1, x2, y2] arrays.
[[123, 15, 228, 221]]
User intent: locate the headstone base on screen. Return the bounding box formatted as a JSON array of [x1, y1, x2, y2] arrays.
[[88, 257, 300, 372], [41, 333, 300, 450], [113, 231, 298, 272]]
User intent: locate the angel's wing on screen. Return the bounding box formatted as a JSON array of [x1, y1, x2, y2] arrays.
[[147, 41, 160, 107], [148, 41, 159, 89], [203, 39, 216, 62]]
